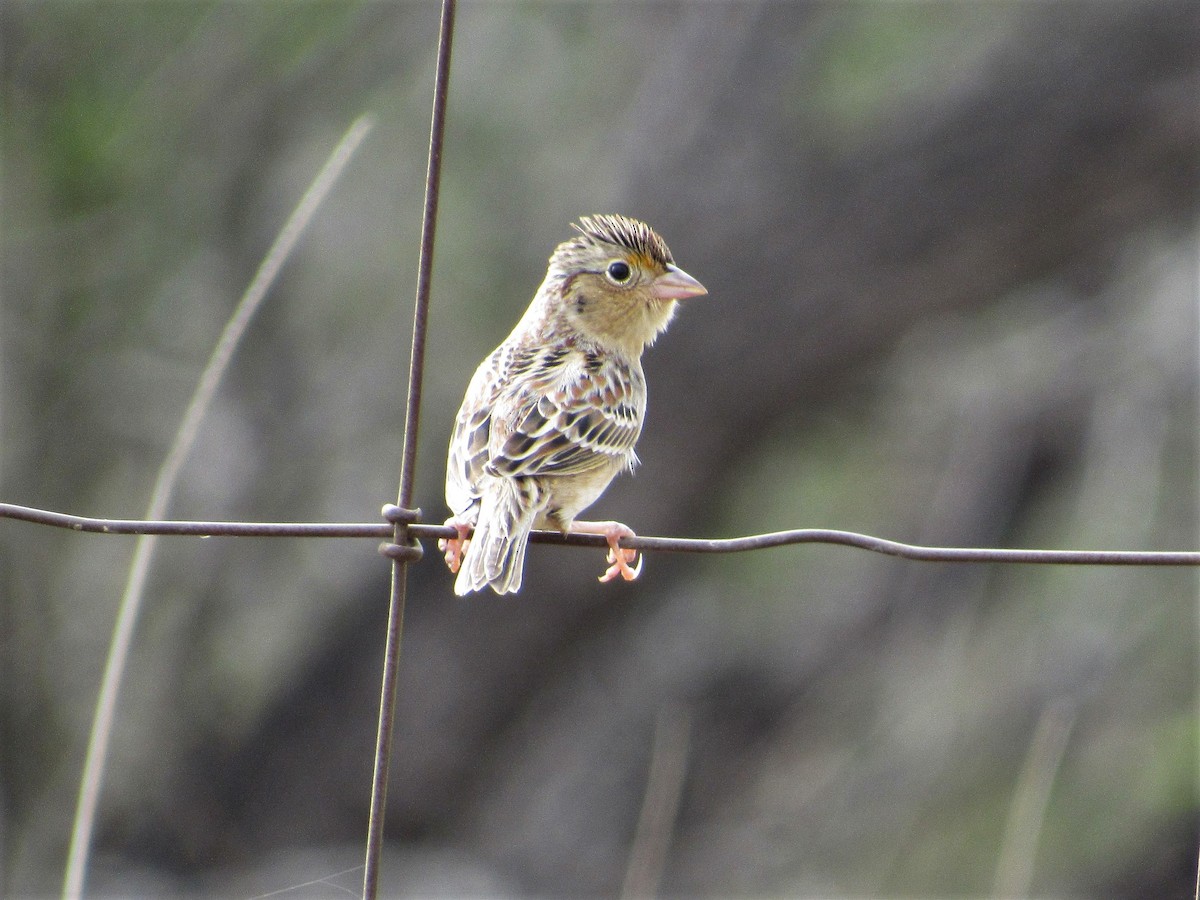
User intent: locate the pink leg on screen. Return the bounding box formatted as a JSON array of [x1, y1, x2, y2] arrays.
[[569, 520, 643, 583], [439, 517, 472, 573]]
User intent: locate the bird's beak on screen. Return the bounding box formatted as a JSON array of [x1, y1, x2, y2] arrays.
[[651, 264, 707, 300]]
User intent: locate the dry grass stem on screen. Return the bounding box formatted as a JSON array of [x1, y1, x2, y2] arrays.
[[621, 704, 693, 899], [61, 113, 376, 900], [992, 701, 1077, 898]]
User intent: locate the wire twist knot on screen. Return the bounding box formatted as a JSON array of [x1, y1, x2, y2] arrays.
[[378, 504, 425, 563], [380, 504, 421, 525]]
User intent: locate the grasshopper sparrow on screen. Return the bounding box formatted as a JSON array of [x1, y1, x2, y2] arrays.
[[441, 214, 707, 595]]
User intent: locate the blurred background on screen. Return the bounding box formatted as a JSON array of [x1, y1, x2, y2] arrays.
[[2, 2, 1197, 897]]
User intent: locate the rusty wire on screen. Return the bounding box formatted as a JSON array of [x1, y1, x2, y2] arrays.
[[4, 502, 1199, 567], [362, 2, 455, 898]]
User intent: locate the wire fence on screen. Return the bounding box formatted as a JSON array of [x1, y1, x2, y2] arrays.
[[4, 3, 1197, 900], [6, 501, 1200, 567], [363, 3, 455, 897]]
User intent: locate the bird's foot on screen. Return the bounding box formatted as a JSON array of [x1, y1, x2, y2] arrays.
[[439, 517, 472, 573], [571, 520, 643, 583]]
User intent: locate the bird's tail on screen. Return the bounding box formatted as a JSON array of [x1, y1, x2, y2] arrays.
[[455, 478, 545, 595]]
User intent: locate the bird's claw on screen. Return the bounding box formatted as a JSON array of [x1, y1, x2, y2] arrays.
[[439, 519, 472, 574], [597, 524, 642, 582], [599, 546, 643, 582]]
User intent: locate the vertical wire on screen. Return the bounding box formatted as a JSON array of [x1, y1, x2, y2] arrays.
[[362, 2, 455, 899]]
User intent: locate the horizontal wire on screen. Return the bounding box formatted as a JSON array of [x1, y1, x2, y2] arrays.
[[3, 501, 1198, 566], [0, 503, 395, 538]]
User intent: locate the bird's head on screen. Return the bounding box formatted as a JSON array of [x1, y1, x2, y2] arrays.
[[544, 214, 707, 357]]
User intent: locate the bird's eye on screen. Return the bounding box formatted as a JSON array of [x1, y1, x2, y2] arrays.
[[606, 260, 632, 284]]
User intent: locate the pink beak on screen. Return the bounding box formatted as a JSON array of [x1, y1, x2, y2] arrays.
[[651, 264, 708, 300]]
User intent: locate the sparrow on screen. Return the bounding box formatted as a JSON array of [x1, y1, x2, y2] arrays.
[[440, 214, 707, 595]]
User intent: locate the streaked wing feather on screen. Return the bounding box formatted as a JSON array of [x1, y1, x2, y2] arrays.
[[489, 351, 643, 478], [446, 347, 506, 515]]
